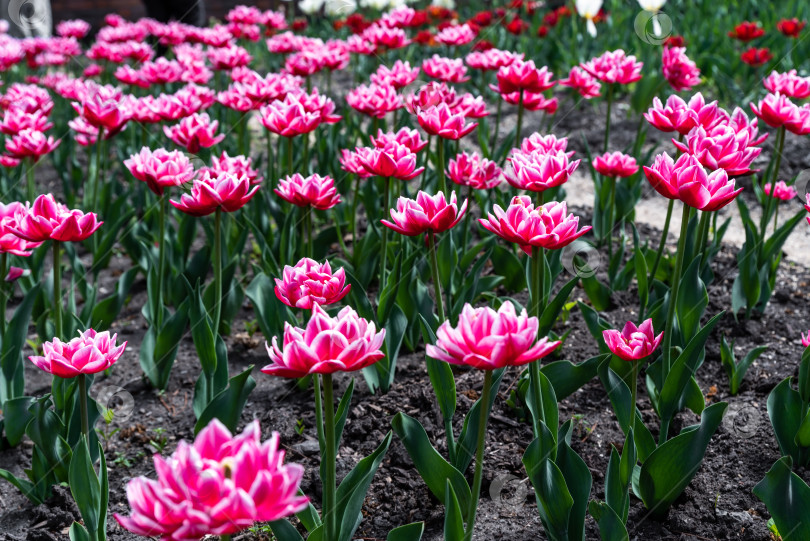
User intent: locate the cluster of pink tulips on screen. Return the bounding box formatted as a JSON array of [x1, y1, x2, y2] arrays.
[[0, 1, 809, 540]]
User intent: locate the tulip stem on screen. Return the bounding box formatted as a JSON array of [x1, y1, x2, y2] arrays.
[[53, 240, 62, 339], [379, 176, 391, 290], [660, 203, 691, 443], [696, 209, 711, 269], [759, 126, 785, 243], [91, 135, 104, 216], [437, 139, 446, 195], [351, 174, 361, 258], [773, 204, 779, 234], [266, 133, 275, 188], [515, 91, 524, 150], [0, 252, 6, 339], [604, 84, 614, 153], [491, 99, 502, 152], [305, 206, 313, 259], [428, 230, 445, 322], [462, 185, 473, 252], [529, 246, 546, 438], [322, 374, 337, 541], [213, 208, 222, 339], [26, 160, 35, 204], [630, 358, 639, 433], [607, 176, 616, 266], [156, 195, 166, 328], [463, 369, 492, 541], [287, 136, 294, 177], [644, 198, 674, 321], [78, 373, 89, 441]]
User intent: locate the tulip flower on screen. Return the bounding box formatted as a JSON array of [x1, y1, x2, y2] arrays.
[[505, 149, 580, 193], [764, 181, 797, 201], [465, 49, 522, 71], [276, 173, 340, 258], [672, 124, 761, 176], [426, 301, 560, 539], [729, 21, 765, 41], [208, 151, 263, 185], [603, 318, 662, 431], [345, 83, 402, 119], [417, 103, 477, 194], [662, 46, 701, 92], [381, 190, 467, 237], [644, 93, 721, 135], [434, 23, 476, 46], [0, 202, 41, 257], [741, 47, 772, 67], [593, 151, 638, 262], [763, 70, 810, 99], [116, 420, 308, 539], [802, 330, 810, 348], [274, 258, 350, 310], [370, 60, 420, 89], [124, 147, 196, 196], [447, 152, 503, 190], [519, 133, 574, 156], [422, 54, 470, 84], [575, 0, 603, 37], [170, 171, 259, 217], [357, 142, 424, 181], [776, 18, 806, 38], [162, 112, 225, 154], [495, 60, 554, 146], [371, 128, 429, 154], [558, 66, 601, 99], [3, 128, 60, 200], [643, 153, 743, 211]]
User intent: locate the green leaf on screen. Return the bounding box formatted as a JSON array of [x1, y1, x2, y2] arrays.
[[387, 522, 425, 541], [443, 482, 465, 541], [69, 437, 101, 535], [391, 413, 472, 519], [0, 285, 39, 404], [90, 267, 138, 331], [768, 377, 810, 466], [270, 520, 305, 541], [753, 457, 810, 541], [581, 274, 611, 312], [185, 278, 217, 378], [523, 438, 574, 541], [540, 355, 605, 401], [577, 302, 612, 354], [675, 258, 708, 342], [588, 500, 629, 541], [491, 245, 526, 291], [194, 365, 256, 434], [454, 369, 504, 472], [538, 277, 578, 337], [2, 396, 33, 447], [633, 227, 648, 319], [637, 402, 728, 519], [334, 378, 355, 450], [556, 421, 592, 541], [419, 315, 456, 424], [245, 272, 290, 342], [68, 523, 91, 541]]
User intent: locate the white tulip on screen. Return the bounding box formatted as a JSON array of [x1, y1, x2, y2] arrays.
[[575, 0, 603, 37], [324, 0, 357, 16], [638, 0, 666, 12], [299, 0, 325, 15], [431, 0, 456, 9]]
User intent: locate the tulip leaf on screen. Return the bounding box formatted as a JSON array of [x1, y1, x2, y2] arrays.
[[636, 402, 728, 519], [68, 523, 91, 541], [525, 369, 559, 443], [419, 315, 456, 424], [443, 482, 465, 541], [523, 440, 574, 541], [556, 421, 593, 541], [753, 457, 810, 541], [490, 245, 526, 292], [334, 378, 355, 450], [90, 267, 138, 331], [538, 276, 579, 337], [336, 431, 393, 541], [270, 519, 306, 541], [194, 365, 256, 434], [588, 500, 629, 541], [767, 377, 810, 467], [140, 300, 189, 390], [540, 354, 605, 401], [581, 273, 611, 312], [387, 521, 424, 541], [2, 396, 33, 447], [0, 285, 39, 405], [69, 437, 101, 536], [675, 258, 707, 342], [391, 413, 472, 519], [797, 346, 810, 404], [633, 227, 648, 318], [577, 302, 612, 354], [0, 468, 41, 505], [720, 336, 768, 396]]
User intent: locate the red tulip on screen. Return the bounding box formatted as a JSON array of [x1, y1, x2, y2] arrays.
[[740, 47, 772, 67], [776, 18, 805, 38], [29, 329, 126, 378], [124, 147, 196, 196], [479, 196, 592, 253], [581, 49, 642, 85], [262, 304, 385, 378], [729, 21, 765, 41], [593, 151, 638, 178], [643, 153, 743, 211], [274, 258, 350, 310], [603, 319, 663, 361], [275, 173, 340, 210], [12, 194, 102, 243], [417, 103, 477, 140], [426, 302, 560, 370], [381, 190, 467, 236]]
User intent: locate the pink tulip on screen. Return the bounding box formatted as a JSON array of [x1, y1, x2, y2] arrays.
[[72, 84, 131, 135], [435, 23, 476, 46], [479, 196, 592, 253], [12, 194, 102, 243], [357, 142, 424, 180], [29, 329, 126, 378], [426, 302, 560, 370], [346, 83, 402, 119], [764, 70, 810, 99], [498, 90, 557, 113], [496, 59, 554, 95], [262, 304, 385, 378], [163, 113, 224, 154], [170, 171, 259, 217], [593, 151, 638, 178], [0, 108, 53, 135], [339, 149, 374, 178], [371, 127, 429, 153], [465, 49, 522, 71], [422, 54, 470, 84], [643, 153, 743, 211], [452, 93, 489, 118], [259, 93, 322, 137], [284, 51, 325, 77], [370, 60, 420, 89], [4, 129, 60, 162], [5, 266, 25, 282], [802, 330, 810, 348], [750, 93, 810, 134], [115, 420, 308, 538], [764, 181, 798, 201], [581, 49, 643, 85], [363, 25, 410, 50], [381, 191, 467, 236], [56, 19, 91, 39], [603, 319, 663, 361], [405, 82, 456, 114], [505, 149, 580, 192], [558, 66, 601, 99], [206, 151, 263, 185], [724, 106, 769, 147], [208, 43, 252, 70], [519, 133, 574, 157], [447, 152, 503, 189], [124, 147, 195, 196], [274, 258, 351, 309], [0, 202, 42, 256], [662, 46, 701, 92], [275, 173, 340, 210], [417, 103, 477, 140], [672, 124, 761, 176], [644, 93, 721, 135]]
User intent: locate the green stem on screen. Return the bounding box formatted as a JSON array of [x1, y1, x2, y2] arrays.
[[322, 374, 337, 541], [463, 369, 493, 541], [287, 136, 294, 177], [773, 204, 779, 234], [491, 99, 502, 151], [156, 195, 167, 328], [305, 206, 313, 259], [604, 84, 614, 153], [529, 244, 546, 438], [333, 209, 348, 257], [53, 240, 62, 339], [351, 174, 361, 257], [267, 132, 275, 187], [428, 230, 445, 322], [92, 134, 103, 213], [630, 359, 639, 433], [380, 176, 391, 288], [213, 208, 222, 336], [437, 139, 446, 195], [0, 252, 6, 339], [696, 210, 711, 269], [462, 185, 473, 252], [760, 126, 785, 243], [645, 197, 674, 314], [607, 176, 616, 265], [78, 373, 89, 441], [26, 160, 35, 203], [515, 91, 524, 150], [303, 133, 310, 175]]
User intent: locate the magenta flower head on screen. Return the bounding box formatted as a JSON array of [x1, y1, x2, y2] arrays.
[[12, 194, 102, 243], [259, 93, 320, 137], [644, 93, 721, 135], [643, 153, 743, 211], [72, 84, 131, 136], [262, 304, 385, 378], [417, 103, 478, 140], [435, 23, 476, 46], [274, 258, 350, 310], [764, 181, 798, 201], [124, 147, 196, 196], [465, 49, 522, 72], [422, 54, 470, 84], [505, 149, 580, 192], [115, 419, 308, 538], [426, 302, 560, 370], [672, 124, 762, 176], [479, 196, 592, 254], [519, 133, 574, 156], [496, 59, 555, 95], [275, 173, 340, 210], [208, 151, 263, 185], [750, 92, 804, 129], [163, 112, 225, 154], [447, 152, 503, 190], [581, 49, 643, 85], [0, 202, 42, 256], [662, 46, 701, 92], [764, 70, 810, 100], [381, 191, 468, 236], [371, 127, 428, 153], [357, 143, 424, 180], [802, 330, 810, 348], [558, 66, 601, 99], [4, 129, 60, 162], [603, 319, 663, 361], [593, 151, 638, 178], [346, 83, 402, 119], [370, 60, 420, 89], [171, 171, 259, 216], [29, 329, 126, 378], [339, 149, 374, 178]]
